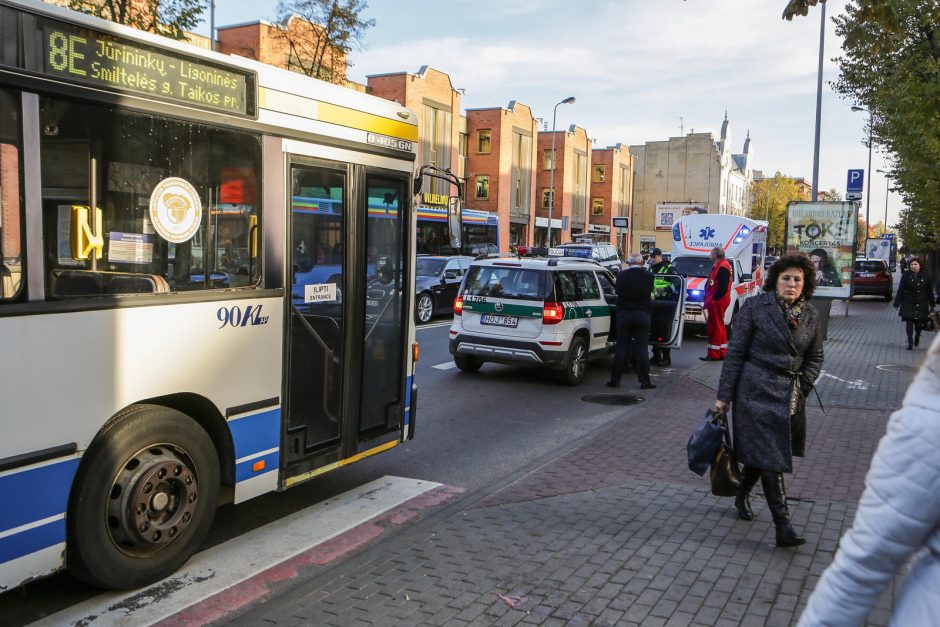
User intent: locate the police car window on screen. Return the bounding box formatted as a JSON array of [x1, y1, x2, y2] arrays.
[[554, 271, 579, 302], [463, 266, 545, 301], [596, 272, 615, 294], [575, 271, 600, 300]]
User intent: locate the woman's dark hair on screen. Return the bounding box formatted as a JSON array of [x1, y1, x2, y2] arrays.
[[763, 254, 817, 300]]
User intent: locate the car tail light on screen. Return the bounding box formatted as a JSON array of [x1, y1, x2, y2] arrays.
[[543, 301, 565, 325], [454, 296, 463, 316]]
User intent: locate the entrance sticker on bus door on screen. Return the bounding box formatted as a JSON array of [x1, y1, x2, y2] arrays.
[[304, 283, 337, 303], [149, 177, 203, 243]]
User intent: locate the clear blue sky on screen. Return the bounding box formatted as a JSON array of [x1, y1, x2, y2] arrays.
[[202, 0, 901, 228]]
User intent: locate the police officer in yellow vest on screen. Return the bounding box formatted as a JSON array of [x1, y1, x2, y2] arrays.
[[649, 248, 677, 366]]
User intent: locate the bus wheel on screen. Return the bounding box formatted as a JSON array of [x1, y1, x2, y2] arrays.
[[67, 404, 220, 590]]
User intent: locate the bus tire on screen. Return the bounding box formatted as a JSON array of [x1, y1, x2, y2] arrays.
[[454, 355, 482, 372], [67, 404, 220, 590], [559, 336, 588, 386]]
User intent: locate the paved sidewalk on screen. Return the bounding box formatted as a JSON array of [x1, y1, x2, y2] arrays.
[[224, 298, 918, 626]]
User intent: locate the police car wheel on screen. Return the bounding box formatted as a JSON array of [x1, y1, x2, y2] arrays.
[[559, 336, 588, 386], [416, 293, 434, 324], [455, 355, 483, 372], [66, 404, 220, 590]]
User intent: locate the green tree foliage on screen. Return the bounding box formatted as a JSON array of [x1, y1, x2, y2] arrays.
[[274, 0, 375, 83], [832, 1, 940, 252], [749, 173, 803, 251], [68, 0, 207, 40]]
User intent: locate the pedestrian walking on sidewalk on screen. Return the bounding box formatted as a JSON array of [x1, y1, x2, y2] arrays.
[[797, 335, 940, 626], [607, 253, 656, 390], [894, 256, 935, 350], [701, 247, 732, 361], [649, 248, 677, 366], [714, 255, 824, 547]]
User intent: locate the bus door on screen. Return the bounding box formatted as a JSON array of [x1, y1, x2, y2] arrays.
[[285, 161, 409, 474]]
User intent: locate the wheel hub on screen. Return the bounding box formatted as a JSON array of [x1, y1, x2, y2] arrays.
[[107, 445, 199, 553]]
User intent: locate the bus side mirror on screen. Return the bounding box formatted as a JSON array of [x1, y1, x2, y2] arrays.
[[413, 177, 423, 196], [448, 196, 462, 249]]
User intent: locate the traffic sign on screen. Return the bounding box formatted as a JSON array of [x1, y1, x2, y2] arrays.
[[847, 169, 864, 194]]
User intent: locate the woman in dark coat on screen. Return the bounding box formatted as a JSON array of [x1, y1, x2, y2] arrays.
[[714, 255, 824, 547], [894, 256, 935, 349]]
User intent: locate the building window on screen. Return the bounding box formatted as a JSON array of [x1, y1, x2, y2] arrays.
[[458, 132, 468, 179], [477, 129, 491, 154], [510, 131, 532, 218], [593, 164, 606, 183], [422, 104, 453, 196], [543, 149, 554, 170], [592, 198, 604, 215], [541, 188, 553, 209], [619, 165, 630, 215], [475, 175, 489, 199], [573, 152, 586, 222]]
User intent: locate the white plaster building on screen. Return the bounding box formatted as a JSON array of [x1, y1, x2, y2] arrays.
[[630, 113, 754, 254]]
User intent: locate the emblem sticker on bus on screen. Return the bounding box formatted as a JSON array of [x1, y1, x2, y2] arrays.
[[217, 304, 269, 328], [149, 177, 202, 243]]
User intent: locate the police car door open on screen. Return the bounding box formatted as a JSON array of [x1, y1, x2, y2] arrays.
[[650, 275, 686, 349]]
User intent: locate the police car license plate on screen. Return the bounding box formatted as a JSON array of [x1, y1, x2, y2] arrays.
[[481, 314, 518, 328]]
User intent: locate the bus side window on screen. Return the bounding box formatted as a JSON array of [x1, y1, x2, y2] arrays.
[[39, 96, 262, 298], [0, 89, 24, 302]]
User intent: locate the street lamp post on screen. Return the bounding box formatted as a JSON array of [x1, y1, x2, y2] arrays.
[[852, 106, 873, 233], [548, 96, 576, 246], [876, 169, 890, 235], [811, 0, 826, 201]]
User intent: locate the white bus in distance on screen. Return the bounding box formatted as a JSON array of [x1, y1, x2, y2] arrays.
[[670, 214, 768, 325]]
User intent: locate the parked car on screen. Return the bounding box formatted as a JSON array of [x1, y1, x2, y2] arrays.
[[548, 243, 623, 274], [448, 256, 686, 385], [853, 258, 893, 301], [414, 255, 473, 323]]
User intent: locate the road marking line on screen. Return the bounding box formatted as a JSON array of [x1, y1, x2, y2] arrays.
[[432, 361, 458, 370], [34, 476, 442, 627], [417, 320, 452, 330]]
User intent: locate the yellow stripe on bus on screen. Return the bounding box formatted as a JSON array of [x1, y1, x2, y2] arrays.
[[283, 439, 400, 487], [260, 88, 418, 142]]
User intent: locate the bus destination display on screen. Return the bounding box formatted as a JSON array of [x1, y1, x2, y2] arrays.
[[41, 20, 250, 116]]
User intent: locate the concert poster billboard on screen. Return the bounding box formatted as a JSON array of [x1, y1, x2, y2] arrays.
[[784, 201, 858, 299]]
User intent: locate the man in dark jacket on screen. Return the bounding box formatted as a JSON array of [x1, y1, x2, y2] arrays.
[[649, 248, 677, 366], [607, 253, 656, 389]]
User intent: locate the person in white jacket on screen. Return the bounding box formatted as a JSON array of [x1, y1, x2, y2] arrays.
[[798, 334, 940, 625]]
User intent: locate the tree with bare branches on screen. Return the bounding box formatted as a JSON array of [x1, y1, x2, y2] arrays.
[[273, 0, 375, 83], [68, 0, 207, 40]]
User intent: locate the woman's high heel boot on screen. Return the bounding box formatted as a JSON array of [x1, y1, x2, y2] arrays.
[[761, 472, 806, 547], [735, 466, 762, 521]]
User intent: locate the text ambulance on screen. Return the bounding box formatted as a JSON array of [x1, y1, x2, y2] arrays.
[[671, 215, 768, 325]]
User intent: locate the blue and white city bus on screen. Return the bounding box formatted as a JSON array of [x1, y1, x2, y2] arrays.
[[0, 0, 422, 590]]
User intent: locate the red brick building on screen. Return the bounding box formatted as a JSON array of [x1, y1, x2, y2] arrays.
[[536, 125, 591, 246], [590, 144, 635, 255], [218, 17, 348, 83], [465, 101, 539, 251]]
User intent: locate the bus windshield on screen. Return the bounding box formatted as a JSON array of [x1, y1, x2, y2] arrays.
[[673, 256, 714, 278]]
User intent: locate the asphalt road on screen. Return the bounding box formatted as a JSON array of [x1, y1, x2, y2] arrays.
[[1, 314, 709, 624]]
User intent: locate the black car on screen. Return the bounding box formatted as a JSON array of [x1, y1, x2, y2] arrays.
[[549, 243, 622, 274], [414, 255, 473, 323]]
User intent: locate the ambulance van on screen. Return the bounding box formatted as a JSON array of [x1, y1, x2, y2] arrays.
[[671, 215, 768, 326]]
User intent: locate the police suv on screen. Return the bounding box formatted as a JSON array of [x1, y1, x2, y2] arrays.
[[448, 257, 686, 385]]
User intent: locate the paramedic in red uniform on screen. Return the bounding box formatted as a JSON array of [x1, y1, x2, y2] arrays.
[[701, 246, 732, 361]]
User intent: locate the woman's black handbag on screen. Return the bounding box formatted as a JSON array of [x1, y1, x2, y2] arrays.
[[709, 415, 741, 496], [923, 311, 939, 333]]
